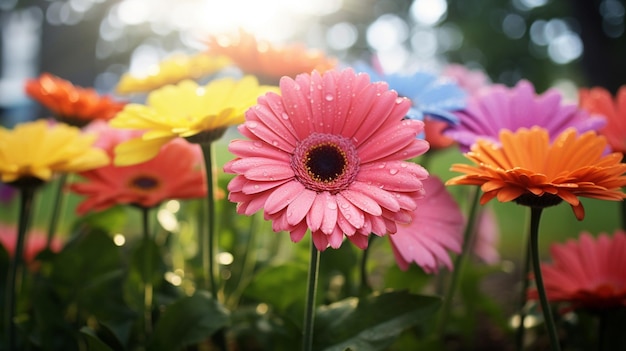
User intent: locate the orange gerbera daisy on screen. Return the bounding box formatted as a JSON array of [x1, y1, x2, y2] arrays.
[[205, 29, 337, 84], [25, 73, 125, 127], [579, 85, 626, 153], [446, 127, 626, 220]]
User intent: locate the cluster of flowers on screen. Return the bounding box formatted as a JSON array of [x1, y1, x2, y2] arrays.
[[2, 29, 626, 348]]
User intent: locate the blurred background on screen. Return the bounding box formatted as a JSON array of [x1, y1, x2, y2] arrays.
[[2, 0, 626, 124], [1, 0, 626, 259]]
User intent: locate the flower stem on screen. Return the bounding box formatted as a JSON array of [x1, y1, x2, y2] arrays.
[[302, 241, 320, 351], [529, 207, 561, 351], [435, 187, 480, 337], [141, 207, 153, 341], [200, 143, 218, 298], [4, 186, 36, 351], [46, 173, 68, 249], [515, 209, 532, 351]]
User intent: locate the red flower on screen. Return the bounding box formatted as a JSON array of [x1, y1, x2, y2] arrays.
[[70, 125, 207, 214], [579, 86, 626, 153], [25, 73, 125, 127], [528, 231, 626, 310]]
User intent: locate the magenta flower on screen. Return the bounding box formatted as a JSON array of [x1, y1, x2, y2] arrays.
[[444, 79, 606, 152], [388, 176, 464, 273], [225, 68, 430, 251]]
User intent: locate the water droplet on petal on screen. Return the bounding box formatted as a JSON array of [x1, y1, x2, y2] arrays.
[[389, 169, 398, 175], [248, 121, 258, 128], [317, 84, 323, 90], [325, 94, 334, 101], [340, 203, 349, 209], [395, 97, 404, 104], [281, 112, 289, 120], [272, 141, 279, 146], [328, 202, 337, 210]]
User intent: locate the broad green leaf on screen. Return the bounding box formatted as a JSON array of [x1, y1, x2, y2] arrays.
[[80, 327, 114, 351], [148, 291, 230, 351], [314, 291, 441, 351]]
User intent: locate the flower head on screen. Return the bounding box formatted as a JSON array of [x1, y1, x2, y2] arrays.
[[70, 126, 206, 214], [441, 64, 491, 96], [0, 223, 63, 265], [388, 176, 464, 273], [579, 85, 626, 153], [446, 127, 626, 220], [445, 80, 606, 152], [354, 63, 466, 124], [0, 120, 109, 185], [205, 29, 337, 84], [528, 231, 626, 310], [110, 76, 278, 166], [25, 73, 126, 127], [116, 53, 231, 94], [225, 68, 430, 250]]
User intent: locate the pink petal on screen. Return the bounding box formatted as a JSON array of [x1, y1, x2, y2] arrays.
[[264, 180, 305, 214], [286, 189, 317, 226], [244, 163, 294, 181], [341, 189, 383, 216], [336, 193, 365, 229]]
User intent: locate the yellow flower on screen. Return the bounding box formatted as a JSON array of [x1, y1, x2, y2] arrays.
[[0, 120, 109, 184], [115, 53, 231, 94], [110, 76, 279, 166]]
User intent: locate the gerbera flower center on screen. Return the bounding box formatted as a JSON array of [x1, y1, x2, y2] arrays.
[[129, 176, 160, 190], [292, 133, 359, 193]]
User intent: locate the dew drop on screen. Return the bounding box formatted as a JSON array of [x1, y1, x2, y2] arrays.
[[253, 141, 263, 148], [247, 121, 258, 128], [281, 112, 289, 120], [325, 94, 334, 101], [340, 203, 350, 209], [272, 141, 279, 146], [294, 84, 301, 90], [400, 163, 407, 168], [254, 185, 259, 189], [327, 202, 337, 210], [395, 97, 404, 104], [317, 84, 323, 90], [389, 169, 398, 175]]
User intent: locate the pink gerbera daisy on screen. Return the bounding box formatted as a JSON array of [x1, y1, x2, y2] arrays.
[[388, 176, 464, 273], [528, 230, 626, 310], [224, 68, 430, 250], [70, 125, 207, 214]]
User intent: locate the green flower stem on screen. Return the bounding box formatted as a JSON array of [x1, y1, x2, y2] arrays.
[[200, 143, 218, 298], [515, 233, 532, 351], [46, 173, 68, 248], [529, 207, 561, 351], [302, 241, 321, 351], [4, 186, 36, 351], [200, 143, 228, 351], [620, 200, 626, 230], [435, 187, 480, 337], [141, 207, 153, 340]]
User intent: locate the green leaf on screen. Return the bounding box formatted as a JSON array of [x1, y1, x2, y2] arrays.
[[80, 327, 114, 351], [148, 291, 230, 351], [314, 291, 441, 351], [243, 262, 311, 314]]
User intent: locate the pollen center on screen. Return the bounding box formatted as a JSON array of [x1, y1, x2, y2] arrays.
[[305, 143, 347, 183], [130, 176, 160, 190], [292, 133, 359, 193]]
